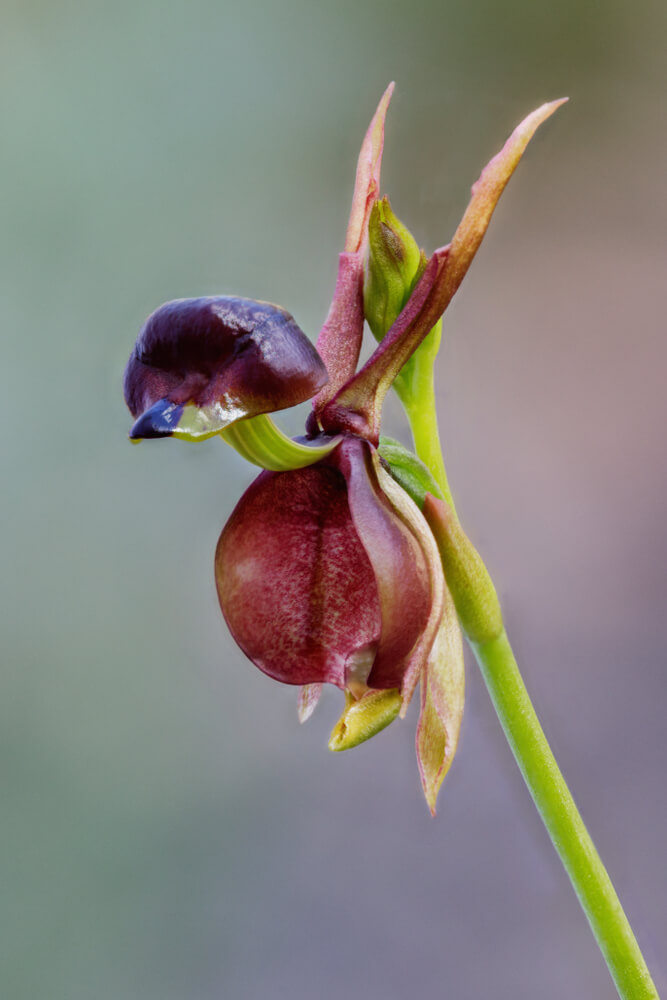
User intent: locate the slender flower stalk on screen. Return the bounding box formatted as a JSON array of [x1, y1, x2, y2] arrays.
[[418, 496, 659, 1000]]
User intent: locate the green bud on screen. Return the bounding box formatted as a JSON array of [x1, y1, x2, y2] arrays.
[[364, 197, 426, 342], [328, 688, 402, 751], [423, 494, 504, 644]]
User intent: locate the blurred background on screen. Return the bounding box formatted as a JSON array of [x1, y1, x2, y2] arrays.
[[2, 0, 665, 997]]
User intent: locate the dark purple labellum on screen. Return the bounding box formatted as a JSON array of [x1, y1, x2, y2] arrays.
[[124, 296, 328, 438]]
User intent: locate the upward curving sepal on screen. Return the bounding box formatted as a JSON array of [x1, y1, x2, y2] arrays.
[[320, 99, 567, 442], [310, 85, 394, 423], [345, 82, 395, 257]]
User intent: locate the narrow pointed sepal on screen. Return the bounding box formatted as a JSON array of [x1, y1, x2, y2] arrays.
[[416, 585, 465, 816], [345, 82, 395, 256], [443, 98, 568, 305], [328, 688, 401, 751], [309, 253, 365, 420], [297, 684, 323, 723], [321, 100, 567, 441], [312, 85, 394, 418]]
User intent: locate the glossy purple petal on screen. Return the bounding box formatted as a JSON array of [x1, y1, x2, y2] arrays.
[[124, 296, 327, 436]]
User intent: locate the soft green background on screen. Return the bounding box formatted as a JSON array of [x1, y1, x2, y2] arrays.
[[2, 1, 665, 997]]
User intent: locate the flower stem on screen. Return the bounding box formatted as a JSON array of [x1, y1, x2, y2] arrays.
[[401, 370, 454, 511], [408, 396, 660, 999], [472, 631, 659, 1000]]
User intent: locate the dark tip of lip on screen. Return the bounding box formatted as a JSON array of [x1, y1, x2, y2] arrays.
[[129, 399, 184, 440]]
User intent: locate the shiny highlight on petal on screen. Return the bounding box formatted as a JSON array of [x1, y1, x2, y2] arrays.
[[125, 296, 328, 441]]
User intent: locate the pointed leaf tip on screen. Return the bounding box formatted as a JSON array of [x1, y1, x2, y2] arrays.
[[321, 98, 567, 441], [445, 98, 568, 300], [416, 588, 465, 816], [297, 684, 323, 723], [344, 83, 395, 255]]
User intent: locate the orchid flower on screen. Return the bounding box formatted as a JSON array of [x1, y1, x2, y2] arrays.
[[123, 88, 662, 998], [124, 87, 563, 813]]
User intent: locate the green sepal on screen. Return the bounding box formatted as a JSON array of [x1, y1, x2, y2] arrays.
[[222, 413, 341, 471], [328, 688, 402, 751], [378, 437, 444, 509]]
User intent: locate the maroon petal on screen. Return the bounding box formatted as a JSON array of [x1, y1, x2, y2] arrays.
[[215, 460, 381, 688], [124, 296, 327, 434], [368, 449, 446, 705], [331, 438, 439, 692]]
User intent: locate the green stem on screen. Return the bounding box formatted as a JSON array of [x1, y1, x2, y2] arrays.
[[401, 372, 454, 511], [472, 631, 659, 1000], [407, 396, 660, 999]]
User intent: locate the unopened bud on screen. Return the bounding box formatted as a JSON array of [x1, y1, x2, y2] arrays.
[[328, 688, 402, 751], [423, 494, 503, 644], [364, 197, 426, 341]]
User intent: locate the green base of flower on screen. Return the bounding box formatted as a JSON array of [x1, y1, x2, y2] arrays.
[[222, 413, 341, 471]]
